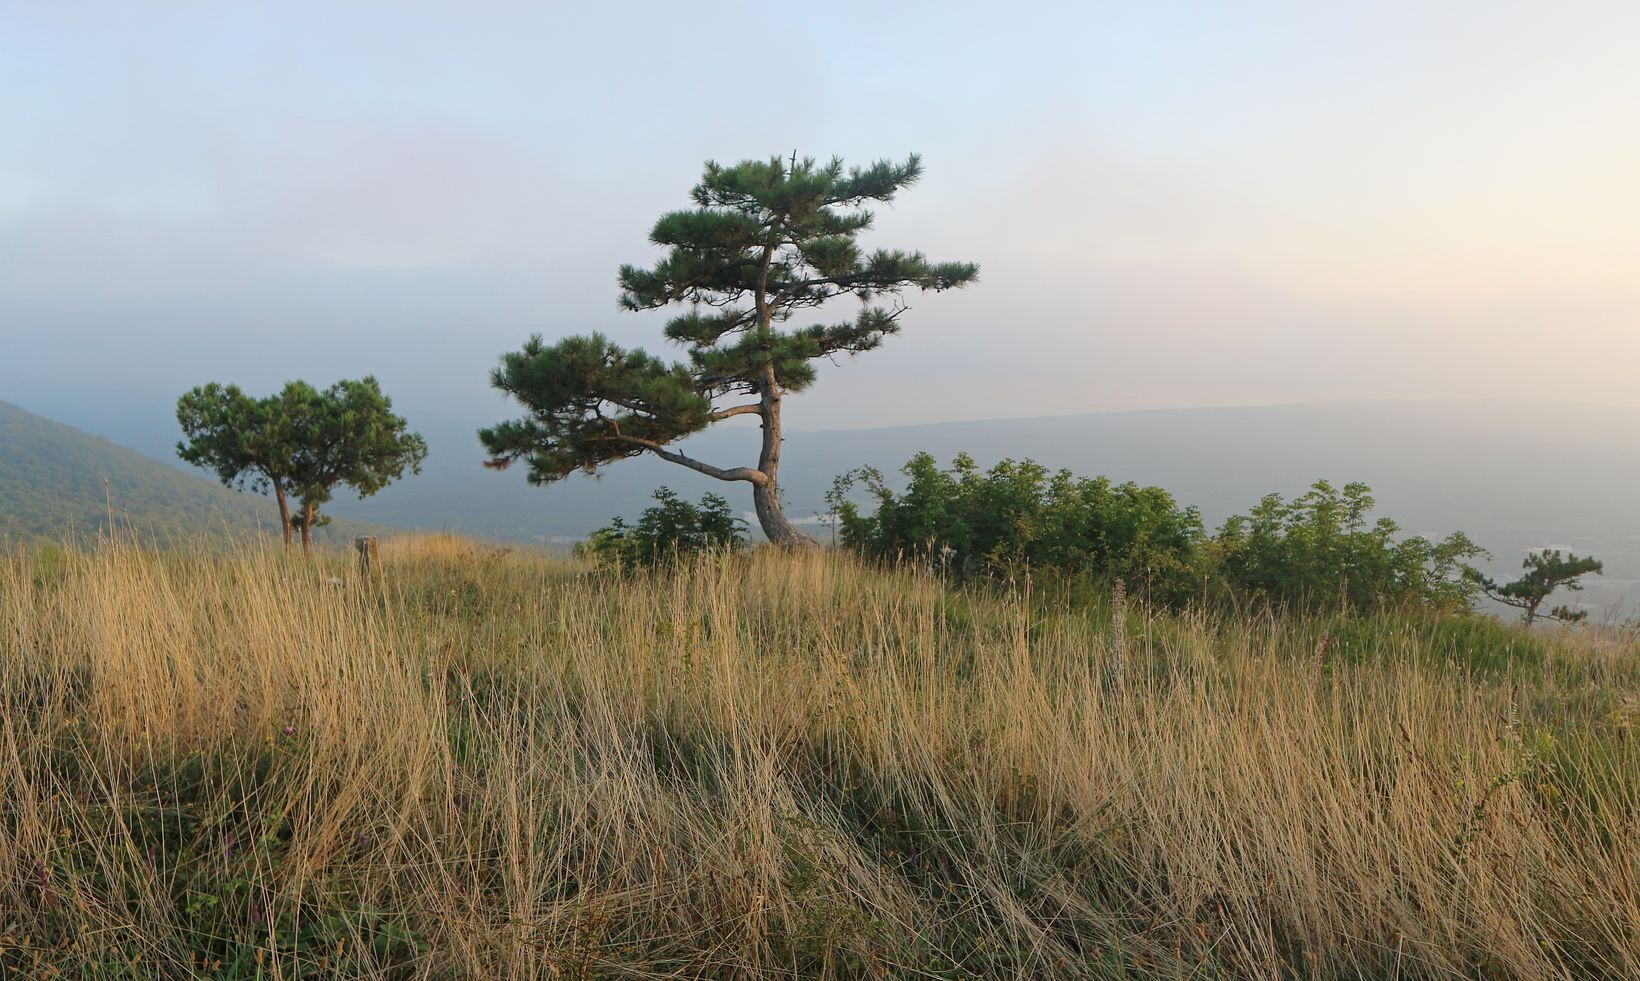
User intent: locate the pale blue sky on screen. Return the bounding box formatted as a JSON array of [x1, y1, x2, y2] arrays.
[[3, 1, 1637, 455]]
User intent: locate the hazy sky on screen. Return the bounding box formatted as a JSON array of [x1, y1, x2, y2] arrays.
[[3, 1, 1638, 453]]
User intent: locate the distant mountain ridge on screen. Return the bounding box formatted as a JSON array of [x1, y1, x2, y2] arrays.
[[0, 400, 379, 546]]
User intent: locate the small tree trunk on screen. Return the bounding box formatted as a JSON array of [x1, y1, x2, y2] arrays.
[[754, 372, 818, 550], [300, 501, 315, 554], [355, 536, 377, 580], [274, 484, 293, 548]]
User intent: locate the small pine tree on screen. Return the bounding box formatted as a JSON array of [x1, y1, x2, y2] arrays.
[[177, 383, 304, 546], [178, 378, 426, 551], [285, 378, 428, 552], [576, 487, 748, 568], [1470, 549, 1603, 626]]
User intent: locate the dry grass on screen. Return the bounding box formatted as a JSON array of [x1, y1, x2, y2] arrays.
[[1, 534, 1636, 978]]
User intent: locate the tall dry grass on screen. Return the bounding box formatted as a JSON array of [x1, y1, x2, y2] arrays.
[[0, 534, 1635, 978]]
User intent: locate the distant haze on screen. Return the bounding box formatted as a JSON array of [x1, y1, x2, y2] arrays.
[[3, 3, 1638, 457]]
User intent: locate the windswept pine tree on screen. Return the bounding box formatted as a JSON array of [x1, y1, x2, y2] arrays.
[[177, 383, 305, 546], [480, 154, 978, 546], [1471, 549, 1603, 625], [283, 378, 429, 551]]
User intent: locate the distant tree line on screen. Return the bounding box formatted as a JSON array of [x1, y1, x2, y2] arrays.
[[0, 401, 282, 546]]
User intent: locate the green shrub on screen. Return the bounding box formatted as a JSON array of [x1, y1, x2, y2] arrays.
[[830, 453, 1205, 605], [1209, 480, 1483, 614], [576, 486, 748, 568], [832, 457, 1484, 617]]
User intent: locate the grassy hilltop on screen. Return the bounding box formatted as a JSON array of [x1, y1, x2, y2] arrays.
[[1, 536, 1636, 978]]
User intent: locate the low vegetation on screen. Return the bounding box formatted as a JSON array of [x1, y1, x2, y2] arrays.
[[576, 487, 749, 569], [830, 453, 1205, 605], [831, 453, 1489, 616], [2, 535, 1635, 978]]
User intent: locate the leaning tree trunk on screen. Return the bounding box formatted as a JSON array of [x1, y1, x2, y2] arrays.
[[754, 372, 819, 550], [752, 480, 814, 549]]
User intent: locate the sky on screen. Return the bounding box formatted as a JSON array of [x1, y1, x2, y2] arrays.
[[3, 1, 1638, 457]]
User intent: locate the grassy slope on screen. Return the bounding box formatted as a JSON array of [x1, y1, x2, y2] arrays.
[[0, 400, 381, 546], [1, 538, 1635, 978]]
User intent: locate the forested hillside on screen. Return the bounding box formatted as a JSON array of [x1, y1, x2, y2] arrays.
[[0, 400, 379, 545]]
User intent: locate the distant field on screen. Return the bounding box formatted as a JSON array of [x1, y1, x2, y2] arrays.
[[2, 536, 1636, 978]]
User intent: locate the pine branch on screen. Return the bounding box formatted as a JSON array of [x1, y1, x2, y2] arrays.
[[709, 404, 761, 421], [605, 433, 766, 485]]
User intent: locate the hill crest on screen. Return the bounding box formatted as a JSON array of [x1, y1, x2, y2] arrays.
[[0, 399, 379, 545]]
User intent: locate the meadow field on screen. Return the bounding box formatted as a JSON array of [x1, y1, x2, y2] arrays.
[[1, 535, 1636, 978]]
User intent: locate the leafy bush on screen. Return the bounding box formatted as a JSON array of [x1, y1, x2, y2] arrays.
[[829, 453, 1206, 604], [576, 486, 748, 568], [832, 457, 1484, 616], [1209, 480, 1483, 614]]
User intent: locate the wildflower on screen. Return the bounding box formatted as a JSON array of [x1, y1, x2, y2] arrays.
[[33, 859, 60, 909]]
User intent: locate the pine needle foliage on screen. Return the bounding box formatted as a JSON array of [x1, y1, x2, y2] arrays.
[[1471, 549, 1604, 625], [481, 153, 978, 546], [177, 378, 426, 551], [575, 487, 748, 568]]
